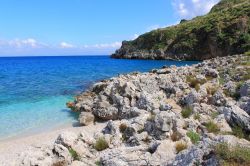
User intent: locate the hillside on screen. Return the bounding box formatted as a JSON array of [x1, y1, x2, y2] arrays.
[[111, 0, 250, 60]]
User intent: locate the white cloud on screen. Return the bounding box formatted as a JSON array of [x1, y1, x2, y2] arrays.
[[60, 42, 75, 48], [0, 38, 122, 56], [4, 38, 43, 48], [82, 42, 121, 49], [172, 0, 220, 19]]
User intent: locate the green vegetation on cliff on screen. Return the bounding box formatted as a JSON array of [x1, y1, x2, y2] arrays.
[[112, 0, 250, 60]]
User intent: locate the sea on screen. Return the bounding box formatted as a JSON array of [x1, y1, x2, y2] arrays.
[[0, 56, 198, 140]]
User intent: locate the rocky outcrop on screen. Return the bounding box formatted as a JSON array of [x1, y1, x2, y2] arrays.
[[16, 54, 250, 166], [111, 0, 250, 60]]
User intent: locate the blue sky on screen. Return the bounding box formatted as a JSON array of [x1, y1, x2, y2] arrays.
[[0, 0, 219, 56]]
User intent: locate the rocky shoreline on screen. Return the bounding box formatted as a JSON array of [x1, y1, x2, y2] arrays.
[[12, 54, 250, 166]]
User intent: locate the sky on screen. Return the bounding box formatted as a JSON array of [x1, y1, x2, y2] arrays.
[[0, 0, 220, 56]]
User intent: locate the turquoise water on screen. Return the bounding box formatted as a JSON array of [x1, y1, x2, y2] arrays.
[[0, 56, 198, 139]]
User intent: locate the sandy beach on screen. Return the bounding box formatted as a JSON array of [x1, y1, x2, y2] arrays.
[[0, 122, 107, 166]]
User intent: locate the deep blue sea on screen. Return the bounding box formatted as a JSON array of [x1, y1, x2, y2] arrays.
[[0, 56, 198, 140]]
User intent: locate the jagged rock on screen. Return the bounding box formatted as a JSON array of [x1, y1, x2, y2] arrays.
[[126, 136, 140, 147], [214, 114, 232, 133], [182, 90, 201, 106], [167, 138, 216, 166], [145, 111, 177, 140], [239, 97, 250, 114], [55, 132, 78, 148], [102, 120, 118, 135], [223, 81, 236, 95], [93, 106, 119, 120], [203, 68, 219, 78], [209, 90, 226, 106], [79, 112, 95, 126], [148, 141, 160, 153], [74, 92, 94, 112], [136, 92, 159, 111], [123, 126, 136, 141], [221, 105, 250, 132], [119, 107, 141, 119], [160, 102, 173, 111], [156, 68, 171, 74], [53, 143, 72, 165], [215, 135, 250, 148], [240, 80, 250, 97]]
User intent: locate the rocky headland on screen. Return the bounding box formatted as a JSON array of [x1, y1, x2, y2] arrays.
[[12, 54, 250, 166], [111, 0, 250, 60]]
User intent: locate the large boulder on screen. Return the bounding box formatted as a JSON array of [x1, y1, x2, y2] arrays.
[[79, 112, 95, 126], [93, 106, 119, 120], [209, 90, 227, 106], [167, 138, 217, 166], [145, 111, 177, 140], [182, 90, 201, 106], [221, 105, 250, 132], [240, 80, 250, 97], [239, 97, 250, 115]]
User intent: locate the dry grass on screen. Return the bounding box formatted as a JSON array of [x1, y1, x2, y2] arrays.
[[171, 131, 182, 142], [94, 137, 109, 151], [215, 143, 250, 166], [175, 142, 188, 154]]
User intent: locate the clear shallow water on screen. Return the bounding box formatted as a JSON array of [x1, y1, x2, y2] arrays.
[[0, 56, 198, 139]]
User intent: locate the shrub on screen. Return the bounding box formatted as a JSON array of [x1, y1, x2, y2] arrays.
[[211, 112, 219, 119], [142, 135, 151, 144], [175, 142, 188, 154], [69, 148, 80, 161], [194, 113, 200, 120], [232, 125, 244, 139], [187, 131, 200, 144], [186, 75, 206, 91], [243, 71, 250, 81], [205, 121, 220, 134], [95, 160, 101, 166], [215, 143, 250, 165], [181, 106, 193, 118], [244, 51, 250, 56], [206, 86, 219, 95], [171, 131, 182, 142], [94, 137, 109, 151], [219, 77, 225, 85], [119, 123, 128, 133]]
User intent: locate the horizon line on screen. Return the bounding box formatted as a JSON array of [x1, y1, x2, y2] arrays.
[[0, 54, 111, 58]]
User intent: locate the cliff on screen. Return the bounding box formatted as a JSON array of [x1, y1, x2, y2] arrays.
[[111, 0, 250, 60]]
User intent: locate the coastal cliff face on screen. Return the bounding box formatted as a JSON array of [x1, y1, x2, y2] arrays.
[[16, 54, 250, 166], [111, 0, 250, 60]]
